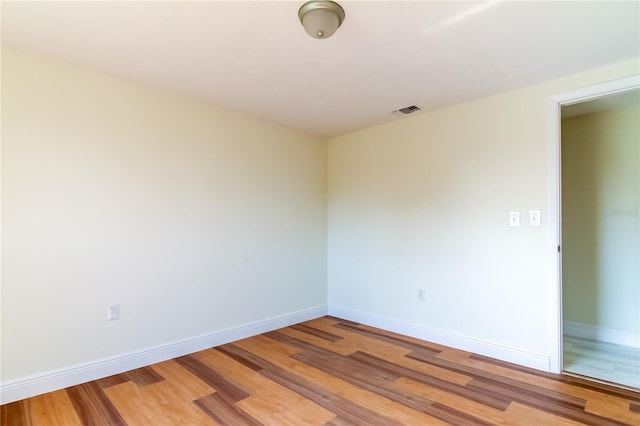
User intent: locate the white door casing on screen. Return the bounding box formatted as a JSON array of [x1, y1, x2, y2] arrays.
[[547, 75, 640, 374]]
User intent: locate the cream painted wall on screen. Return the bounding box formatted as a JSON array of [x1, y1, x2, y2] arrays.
[[562, 103, 640, 335], [1, 46, 327, 382], [327, 59, 639, 359]]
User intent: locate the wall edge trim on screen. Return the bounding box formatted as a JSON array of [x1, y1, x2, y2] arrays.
[[0, 305, 328, 404]]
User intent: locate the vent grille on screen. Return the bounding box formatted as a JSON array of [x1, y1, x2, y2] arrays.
[[391, 105, 421, 116], [399, 105, 421, 114]]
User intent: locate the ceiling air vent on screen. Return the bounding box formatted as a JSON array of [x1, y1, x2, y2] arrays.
[[391, 105, 421, 117]]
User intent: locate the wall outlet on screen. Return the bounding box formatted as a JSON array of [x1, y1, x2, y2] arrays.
[[417, 288, 425, 301], [107, 304, 120, 321]]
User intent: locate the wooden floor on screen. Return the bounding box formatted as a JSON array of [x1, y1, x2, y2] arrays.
[[564, 335, 640, 390], [2, 316, 639, 425]]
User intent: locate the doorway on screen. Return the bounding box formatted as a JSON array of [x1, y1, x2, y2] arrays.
[[549, 75, 640, 390]]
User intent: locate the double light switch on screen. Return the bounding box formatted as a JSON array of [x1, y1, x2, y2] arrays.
[[509, 210, 541, 227]]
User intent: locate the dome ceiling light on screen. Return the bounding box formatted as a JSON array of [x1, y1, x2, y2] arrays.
[[298, 1, 345, 39]]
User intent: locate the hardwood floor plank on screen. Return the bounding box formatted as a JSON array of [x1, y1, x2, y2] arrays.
[[29, 389, 83, 426], [194, 392, 262, 426], [452, 346, 639, 414], [95, 373, 129, 389], [393, 376, 513, 425], [220, 343, 401, 426], [148, 360, 214, 401], [584, 396, 640, 425], [103, 380, 217, 426], [408, 348, 587, 409], [302, 318, 420, 358], [1, 400, 32, 426], [290, 323, 344, 342], [466, 379, 630, 426], [174, 354, 249, 402], [123, 366, 164, 387], [261, 368, 400, 426], [275, 326, 362, 357], [65, 381, 126, 426], [326, 318, 454, 353], [348, 350, 512, 410], [458, 353, 640, 424], [293, 348, 495, 425], [324, 416, 360, 426], [332, 322, 443, 354], [196, 345, 336, 425], [560, 375, 640, 401], [504, 402, 590, 426], [302, 319, 473, 386]]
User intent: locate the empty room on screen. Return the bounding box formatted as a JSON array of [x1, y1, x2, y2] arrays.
[[1, 1, 639, 425]]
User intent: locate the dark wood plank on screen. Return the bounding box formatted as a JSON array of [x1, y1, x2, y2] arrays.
[[0, 400, 32, 426], [215, 346, 264, 372], [123, 366, 164, 387], [324, 416, 360, 426], [66, 381, 126, 426], [194, 392, 263, 425], [174, 354, 249, 402], [95, 373, 129, 389], [290, 323, 344, 342], [629, 401, 640, 413]]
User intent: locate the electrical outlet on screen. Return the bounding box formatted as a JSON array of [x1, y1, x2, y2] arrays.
[[107, 304, 120, 321], [417, 288, 425, 301]]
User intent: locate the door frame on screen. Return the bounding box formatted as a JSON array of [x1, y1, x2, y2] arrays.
[[548, 74, 640, 374]]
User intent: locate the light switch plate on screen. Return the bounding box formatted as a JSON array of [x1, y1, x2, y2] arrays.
[[509, 212, 520, 227], [528, 210, 541, 227]]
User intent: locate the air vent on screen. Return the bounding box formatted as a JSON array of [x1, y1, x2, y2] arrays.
[[391, 105, 421, 116], [399, 105, 421, 114]]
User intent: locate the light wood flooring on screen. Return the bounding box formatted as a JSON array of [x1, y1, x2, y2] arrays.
[[564, 335, 640, 390], [2, 316, 640, 425]]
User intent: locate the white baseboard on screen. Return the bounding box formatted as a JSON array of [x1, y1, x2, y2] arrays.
[[0, 305, 328, 404], [563, 321, 640, 348], [328, 305, 550, 372]]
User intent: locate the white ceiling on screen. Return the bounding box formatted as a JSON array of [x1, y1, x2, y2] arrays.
[[2, 1, 639, 138]]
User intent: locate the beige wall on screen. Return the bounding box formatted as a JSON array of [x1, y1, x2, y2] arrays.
[[1, 46, 327, 382], [562, 102, 640, 334], [328, 59, 639, 357]]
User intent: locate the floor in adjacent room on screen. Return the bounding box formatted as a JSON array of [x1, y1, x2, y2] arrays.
[[564, 335, 640, 391]]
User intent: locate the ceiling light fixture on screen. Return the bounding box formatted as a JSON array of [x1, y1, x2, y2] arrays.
[[298, 1, 345, 39]]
